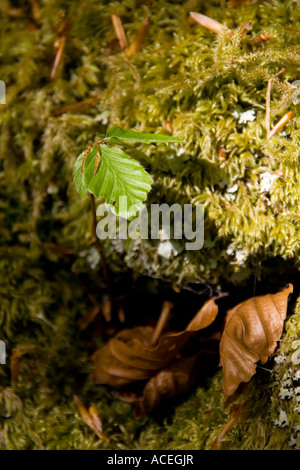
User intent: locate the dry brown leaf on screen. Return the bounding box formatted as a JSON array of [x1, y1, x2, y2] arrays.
[[135, 356, 197, 416], [91, 297, 219, 387], [220, 284, 293, 398], [125, 16, 150, 58]]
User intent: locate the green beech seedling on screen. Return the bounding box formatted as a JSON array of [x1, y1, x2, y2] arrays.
[[74, 126, 182, 220]]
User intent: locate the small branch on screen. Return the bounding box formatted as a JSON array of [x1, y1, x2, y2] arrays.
[[50, 11, 70, 79], [52, 95, 102, 116], [50, 35, 66, 79], [253, 33, 273, 43], [266, 77, 272, 137], [0, 6, 23, 16], [29, 0, 41, 22], [189, 12, 232, 37], [151, 301, 173, 346], [126, 16, 150, 58], [268, 111, 294, 139], [74, 395, 109, 442], [111, 13, 127, 51], [265, 68, 286, 138], [210, 401, 248, 450]]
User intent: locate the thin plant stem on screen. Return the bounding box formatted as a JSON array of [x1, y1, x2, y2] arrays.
[[266, 68, 286, 138], [90, 194, 113, 306]]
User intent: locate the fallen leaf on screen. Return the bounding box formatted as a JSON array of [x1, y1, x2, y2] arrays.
[[220, 284, 293, 398], [91, 297, 219, 387], [135, 356, 198, 416]]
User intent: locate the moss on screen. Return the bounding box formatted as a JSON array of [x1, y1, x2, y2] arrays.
[[1, 0, 300, 450]]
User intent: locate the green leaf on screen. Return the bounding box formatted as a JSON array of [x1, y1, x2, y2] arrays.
[[73, 150, 93, 198], [83, 144, 152, 219], [105, 126, 183, 144], [105, 136, 151, 163]]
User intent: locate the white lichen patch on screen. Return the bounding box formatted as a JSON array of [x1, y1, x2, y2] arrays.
[[294, 370, 300, 381], [274, 354, 286, 365], [157, 241, 178, 259], [274, 408, 289, 428], [79, 247, 101, 270], [86, 247, 101, 270], [226, 244, 249, 264], [176, 147, 185, 156], [259, 172, 280, 193], [292, 348, 300, 365], [279, 388, 294, 400], [232, 108, 256, 124]]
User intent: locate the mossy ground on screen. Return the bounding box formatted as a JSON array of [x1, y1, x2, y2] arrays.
[[1, 0, 300, 449]]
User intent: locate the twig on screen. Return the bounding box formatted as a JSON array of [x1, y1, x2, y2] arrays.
[[126, 16, 150, 58], [29, 0, 41, 22], [227, 0, 250, 8], [0, 6, 23, 16], [111, 13, 127, 51], [189, 12, 232, 37], [74, 395, 109, 442], [265, 68, 286, 138], [50, 11, 70, 79], [268, 111, 294, 139], [51, 36, 66, 79], [210, 401, 248, 450], [52, 96, 102, 116], [253, 33, 273, 43], [151, 301, 173, 346], [77, 305, 101, 330]]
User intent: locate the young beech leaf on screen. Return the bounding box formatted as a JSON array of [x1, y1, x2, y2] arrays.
[[90, 297, 219, 387], [105, 126, 183, 144], [75, 144, 152, 220], [220, 284, 293, 398], [73, 151, 90, 198]]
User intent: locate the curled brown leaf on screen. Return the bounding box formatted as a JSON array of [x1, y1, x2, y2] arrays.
[[135, 356, 198, 417], [91, 297, 219, 388], [220, 284, 293, 398]]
